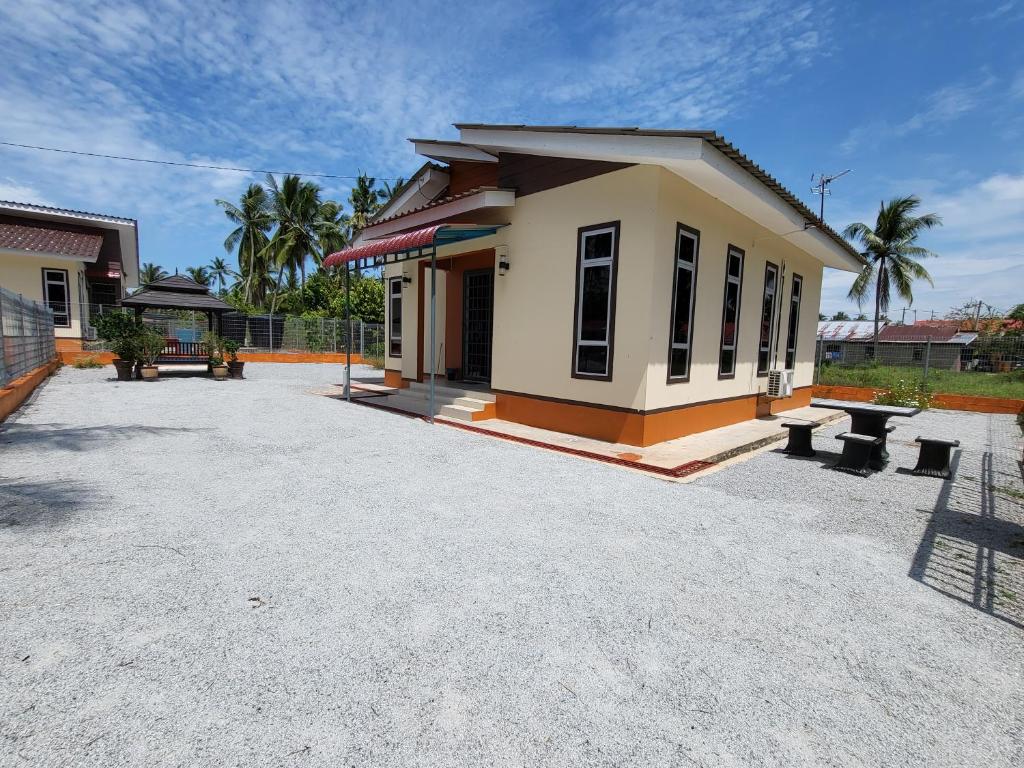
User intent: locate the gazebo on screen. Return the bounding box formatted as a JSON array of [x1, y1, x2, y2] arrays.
[[120, 275, 233, 361]]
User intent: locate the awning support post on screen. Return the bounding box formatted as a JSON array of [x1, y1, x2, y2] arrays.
[[429, 251, 437, 424], [344, 261, 352, 401]]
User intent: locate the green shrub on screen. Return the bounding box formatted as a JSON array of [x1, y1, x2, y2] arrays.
[[136, 330, 167, 367], [72, 355, 105, 369], [873, 379, 933, 409]]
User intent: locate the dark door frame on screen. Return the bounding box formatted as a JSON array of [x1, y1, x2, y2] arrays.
[[462, 268, 494, 383]]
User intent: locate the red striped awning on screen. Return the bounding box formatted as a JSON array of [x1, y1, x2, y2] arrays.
[[323, 224, 445, 268]]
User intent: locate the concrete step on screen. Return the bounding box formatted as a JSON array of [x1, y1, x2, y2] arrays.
[[454, 396, 494, 409], [406, 380, 496, 402], [439, 404, 479, 422]]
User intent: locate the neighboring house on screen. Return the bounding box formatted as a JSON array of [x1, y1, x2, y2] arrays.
[[327, 124, 864, 446], [816, 321, 977, 370], [0, 201, 139, 354]]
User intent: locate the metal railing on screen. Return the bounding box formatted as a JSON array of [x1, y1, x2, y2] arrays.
[[1, 287, 57, 386]]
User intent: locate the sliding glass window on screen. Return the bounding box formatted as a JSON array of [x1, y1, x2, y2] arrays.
[[668, 224, 700, 381], [784, 273, 803, 369], [572, 222, 620, 379], [757, 262, 779, 375], [388, 277, 402, 356], [718, 246, 744, 377]]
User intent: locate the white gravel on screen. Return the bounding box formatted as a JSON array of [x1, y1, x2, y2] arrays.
[[1, 364, 1021, 767]]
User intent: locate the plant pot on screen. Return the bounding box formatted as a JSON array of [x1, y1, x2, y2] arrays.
[[227, 360, 245, 379], [212, 364, 229, 381], [113, 358, 134, 381], [140, 365, 159, 381]]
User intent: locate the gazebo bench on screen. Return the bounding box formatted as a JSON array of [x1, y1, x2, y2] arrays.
[[155, 339, 209, 365], [833, 432, 883, 476]]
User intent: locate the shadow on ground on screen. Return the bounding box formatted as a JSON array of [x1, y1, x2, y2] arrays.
[[911, 451, 1024, 630], [0, 423, 209, 452], [0, 479, 97, 529]]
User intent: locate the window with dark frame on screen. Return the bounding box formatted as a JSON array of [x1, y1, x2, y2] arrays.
[[667, 224, 700, 381], [388, 277, 402, 356], [42, 269, 71, 327], [718, 246, 744, 377], [572, 222, 619, 379], [784, 273, 803, 369], [757, 262, 779, 374]]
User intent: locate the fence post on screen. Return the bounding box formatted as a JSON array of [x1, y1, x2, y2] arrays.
[[815, 335, 823, 385], [359, 320, 365, 357], [268, 310, 273, 352], [922, 337, 932, 387], [0, 289, 7, 385]]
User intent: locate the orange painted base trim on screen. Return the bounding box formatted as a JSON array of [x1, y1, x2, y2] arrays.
[[1, 359, 61, 422], [812, 384, 1024, 415], [494, 386, 813, 447], [383, 369, 407, 389], [237, 352, 363, 364]]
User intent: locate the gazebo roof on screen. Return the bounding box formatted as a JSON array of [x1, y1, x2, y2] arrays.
[[121, 275, 233, 311]]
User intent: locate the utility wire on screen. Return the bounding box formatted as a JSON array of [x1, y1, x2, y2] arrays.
[[0, 140, 402, 181]]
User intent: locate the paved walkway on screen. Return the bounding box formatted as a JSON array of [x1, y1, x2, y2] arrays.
[[1, 364, 1021, 766]]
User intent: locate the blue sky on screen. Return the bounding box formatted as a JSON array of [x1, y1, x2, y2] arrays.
[[1, 0, 1021, 317]]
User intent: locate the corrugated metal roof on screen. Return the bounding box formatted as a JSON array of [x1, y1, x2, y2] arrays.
[[816, 321, 881, 340]]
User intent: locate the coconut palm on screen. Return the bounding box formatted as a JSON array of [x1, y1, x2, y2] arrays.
[[314, 200, 350, 269], [185, 266, 211, 286], [216, 184, 274, 307], [208, 256, 235, 294], [348, 173, 381, 233], [262, 173, 322, 308], [843, 196, 942, 357], [377, 177, 406, 207], [140, 262, 168, 285]]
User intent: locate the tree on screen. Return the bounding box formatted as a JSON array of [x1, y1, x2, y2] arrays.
[[216, 184, 274, 307], [208, 256, 235, 295], [830, 311, 851, 321], [139, 263, 168, 285], [854, 313, 868, 321], [1009, 303, 1024, 321], [263, 173, 322, 306], [314, 200, 350, 268], [185, 266, 211, 286], [377, 177, 407, 207], [348, 173, 381, 233], [843, 196, 941, 358]]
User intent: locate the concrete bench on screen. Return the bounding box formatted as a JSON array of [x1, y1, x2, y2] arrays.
[[833, 432, 883, 476], [781, 422, 815, 457], [909, 437, 960, 479]]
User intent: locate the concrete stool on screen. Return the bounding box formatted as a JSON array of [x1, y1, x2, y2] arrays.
[[781, 423, 815, 457], [834, 433, 882, 476], [910, 437, 960, 479]]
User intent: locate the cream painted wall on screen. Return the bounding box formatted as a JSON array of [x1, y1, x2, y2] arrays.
[[382, 162, 826, 410], [421, 268, 446, 376], [643, 169, 823, 410], [0, 250, 87, 338]]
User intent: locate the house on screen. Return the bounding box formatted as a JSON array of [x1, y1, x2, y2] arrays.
[[816, 321, 978, 370], [326, 124, 865, 447], [0, 201, 139, 356]]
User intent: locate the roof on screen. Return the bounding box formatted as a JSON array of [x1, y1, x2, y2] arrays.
[[447, 124, 863, 268], [324, 223, 503, 267], [369, 162, 447, 225], [816, 321, 881, 340], [0, 199, 136, 225], [121, 275, 232, 311], [369, 186, 512, 227], [0, 220, 103, 260], [878, 325, 977, 344]]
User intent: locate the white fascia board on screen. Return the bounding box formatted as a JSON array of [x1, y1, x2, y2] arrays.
[[360, 189, 515, 241], [411, 141, 498, 163], [0, 246, 98, 263], [458, 127, 704, 164], [374, 167, 450, 224]]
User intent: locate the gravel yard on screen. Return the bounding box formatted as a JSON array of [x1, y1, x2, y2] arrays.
[[1, 363, 1021, 767]]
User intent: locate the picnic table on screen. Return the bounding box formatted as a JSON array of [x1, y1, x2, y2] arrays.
[[811, 398, 921, 470]]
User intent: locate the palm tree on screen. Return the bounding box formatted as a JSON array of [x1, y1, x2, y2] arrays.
[[843, 196, 942, 357], [208, 256, 235, 294], [348, 173, 380, 233], [262, 173, 322, 308], [185, 266, 211, 286], [140, 262, 168, 285], [377, 177, 406, 207], [216, 184, 274, 307], [314, 200, 350, 269]]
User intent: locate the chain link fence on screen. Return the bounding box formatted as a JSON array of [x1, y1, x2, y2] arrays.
[[0, 286, 57, 386], [815, 331, 1024, 398]]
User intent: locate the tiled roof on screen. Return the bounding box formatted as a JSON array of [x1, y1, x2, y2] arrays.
[[0, 220, 104, 260]]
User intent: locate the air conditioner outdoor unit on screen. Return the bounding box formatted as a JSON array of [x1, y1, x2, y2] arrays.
[[766, 369, 794, 399], [84, 326, 98, 341]]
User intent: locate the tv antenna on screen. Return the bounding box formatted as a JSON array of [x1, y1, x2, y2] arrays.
[[811, 169, 850, 222]]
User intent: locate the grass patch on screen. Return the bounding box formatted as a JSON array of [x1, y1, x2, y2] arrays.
[[72, 355, 106, 369], [820, 364, 1024, 399], [362, 353, 384, 370]]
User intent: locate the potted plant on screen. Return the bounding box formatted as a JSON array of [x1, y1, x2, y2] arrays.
[[205, 332, 229, 380], [137, 330, 166, 381], [94, 310, 141, 381], [224, 339, 244, 379]]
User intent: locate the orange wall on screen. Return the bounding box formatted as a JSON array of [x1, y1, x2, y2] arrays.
[[495, 386, 813, 447], [56, 338, 360, 366], [811, 384, 1024, 415], [440, 249, 495, 372], [1, 359, 61, 422]]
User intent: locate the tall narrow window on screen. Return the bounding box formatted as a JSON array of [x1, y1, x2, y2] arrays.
[[784, 274, 803, 369], [388, 277, 402, 356], [757, 262, 779, 375], [668, 223, 700, 381], [572, 221, 620, 379], [718, 245, 744, 378], [42, 269, 70, 327]]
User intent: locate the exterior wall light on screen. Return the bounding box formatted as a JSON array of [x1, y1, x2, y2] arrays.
[[497, 246, 510, 276]]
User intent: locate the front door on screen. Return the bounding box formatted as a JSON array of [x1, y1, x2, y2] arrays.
[[462, 269, 494, 383]]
